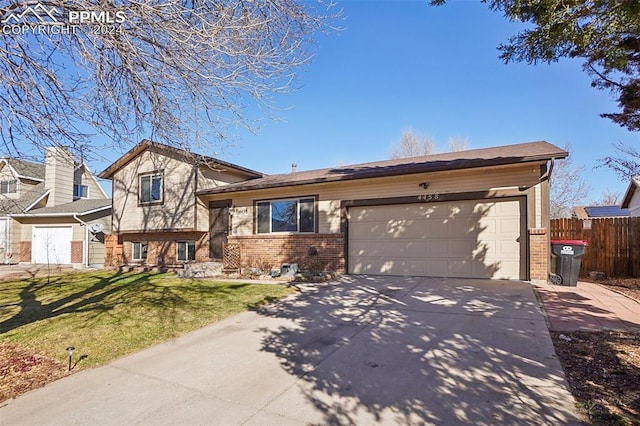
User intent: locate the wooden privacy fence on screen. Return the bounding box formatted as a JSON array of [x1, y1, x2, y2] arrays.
[[550, 217, 640, 278]]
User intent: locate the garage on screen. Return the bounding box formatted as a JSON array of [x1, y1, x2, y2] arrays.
[[32, 226, 73, 264], [348, 198, 525, 279]]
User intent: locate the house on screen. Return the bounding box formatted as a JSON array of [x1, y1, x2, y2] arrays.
[[100, 139, 567, 284], [621, 176, 640, 216], [574, 205, 629, 219], [0, 147, 111, 266]]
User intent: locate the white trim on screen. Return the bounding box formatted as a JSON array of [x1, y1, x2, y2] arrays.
[[81, 161, 108, 199], [10, 204, 111, 218], [0, 158, 45, 182], [23, 189, 50, 212]]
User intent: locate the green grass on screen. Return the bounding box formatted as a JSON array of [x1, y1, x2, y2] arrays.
[[0, 271, 295, 368]]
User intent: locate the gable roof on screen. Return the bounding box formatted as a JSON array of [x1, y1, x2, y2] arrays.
[[621, 176, 640, 208], [584, 205, 629, 218], [196, 140, 568, 196], [0, 182, 48, 215], [0, 158, 45, 181], [10, 198, 111, 217], [98, 139, 263, 180]]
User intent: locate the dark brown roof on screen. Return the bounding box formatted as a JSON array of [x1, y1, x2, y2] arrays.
[[98, 140, 263, 179], [196, 141, 568, 196]]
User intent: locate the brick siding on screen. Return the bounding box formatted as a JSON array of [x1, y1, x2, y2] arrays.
[[229, 233, 345, 273], [113, 231, 208, 266], [529, 228, 549, 282], [71, 241, 83, 264], [19, 241, 31, 263]]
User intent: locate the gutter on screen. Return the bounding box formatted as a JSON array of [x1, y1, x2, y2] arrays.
[[72, 214, 90, 268], [10, 205, 111, 218]]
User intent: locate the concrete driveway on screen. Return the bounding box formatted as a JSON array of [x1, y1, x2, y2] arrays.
[[0, 276, 581, 425]]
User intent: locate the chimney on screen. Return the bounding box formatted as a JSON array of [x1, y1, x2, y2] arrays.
[[291, 163, 297, 174], [45, 147, 74, 207]]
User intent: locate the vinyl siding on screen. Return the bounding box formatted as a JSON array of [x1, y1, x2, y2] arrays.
[[113, 148, 251, 233], [202, 163, 545, 236]]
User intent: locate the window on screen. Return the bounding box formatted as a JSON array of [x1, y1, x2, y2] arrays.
[[256, 197, 315, 234], [177, 241, 196, 261], [0, 180, 16, 194], [73, 184, 88, 199], [140, 173, 163, 204], [132, 242, 148, 260]]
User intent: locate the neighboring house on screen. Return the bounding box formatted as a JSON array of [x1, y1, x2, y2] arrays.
[[574, 205, 629, 219], [621, 176, 640, 216], [0, 147, 111, 266], [101, 140, 567, 284]]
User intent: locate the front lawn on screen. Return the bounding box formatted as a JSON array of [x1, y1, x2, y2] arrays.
[[0, 271, 295, 401]]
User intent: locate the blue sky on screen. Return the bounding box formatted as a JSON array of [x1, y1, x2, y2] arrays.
[[94, 1, 639, 202]]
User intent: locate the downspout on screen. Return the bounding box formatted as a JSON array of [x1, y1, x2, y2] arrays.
[[73, 214, 90, 268], [540, 157, 555, 183]]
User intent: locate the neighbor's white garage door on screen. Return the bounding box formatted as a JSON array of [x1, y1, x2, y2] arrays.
[[32, 226, 73, 264], [348, 199, 524, 279]]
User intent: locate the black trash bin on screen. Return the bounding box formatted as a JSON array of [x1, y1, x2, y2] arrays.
[[550, 240, 588, 286]]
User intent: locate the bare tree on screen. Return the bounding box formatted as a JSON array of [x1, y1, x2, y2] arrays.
[[601, 141, 640, 181], [550, 144, 591, 218], [592, 189, 621, 206], [448, 136, 469, 152], [0, 1, 339, 160], [390, 129, 436, 159]]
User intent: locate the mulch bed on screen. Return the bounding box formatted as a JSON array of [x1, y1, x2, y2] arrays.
[[0, 342, 69, 403]]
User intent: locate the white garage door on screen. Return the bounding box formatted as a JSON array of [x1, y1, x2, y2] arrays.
[[32, 226, 73, 264], [348, 199, 524, 279]]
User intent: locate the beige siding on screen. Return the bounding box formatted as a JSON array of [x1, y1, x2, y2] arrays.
[[0, 165, 20, 201], [45, 147, 74, 207], [203, 163, 545, 236], [629, 191, 640, 217], [113, 148, 248, 233], [74, 166, 107, 200]]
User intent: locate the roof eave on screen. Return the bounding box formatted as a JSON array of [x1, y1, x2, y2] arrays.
[[98, 140, 263, 179], [196, 154, 561, 196], [621, 179, 638, 208], [10, 204, 111, 218]]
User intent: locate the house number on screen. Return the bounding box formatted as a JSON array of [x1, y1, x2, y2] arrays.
[[417, 193, 440, 202]]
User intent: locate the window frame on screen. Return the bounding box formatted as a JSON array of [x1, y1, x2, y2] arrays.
[[132, 241, 148, 261], [176, 240, 196, 262], [73, 183, 89, 199], [0, 180, 17, 194], [254, 196, 317, 234], [138, 171, 164, 205]]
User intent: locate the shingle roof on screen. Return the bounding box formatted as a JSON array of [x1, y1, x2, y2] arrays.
[[15, 198, 112, 216], [584, 205, 629, 218], [2, 158, 45, 180], [98, 139, 263, 180], [0, 182, 48, 214], [196, 141, 568, 196]]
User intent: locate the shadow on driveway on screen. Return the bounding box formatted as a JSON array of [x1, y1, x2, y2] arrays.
[[254, 275, 580, 424]]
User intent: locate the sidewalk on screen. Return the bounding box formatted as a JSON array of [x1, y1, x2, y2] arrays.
[[535, 281, 640, 332]]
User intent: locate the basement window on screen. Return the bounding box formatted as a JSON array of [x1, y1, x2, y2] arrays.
[[132, 242, 148, 260], [177, 241, 196, 262]]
